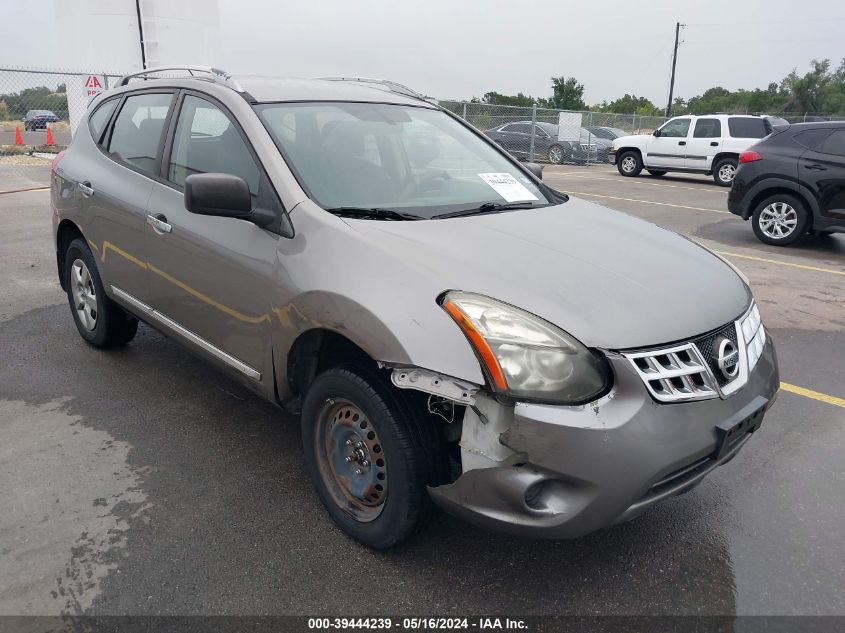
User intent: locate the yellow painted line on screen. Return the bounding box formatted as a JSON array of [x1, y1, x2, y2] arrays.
[[716, 251, 845, 277], [564, 190, 730, 214], [548, 172, 724, 194], [0, 186, 49, 194], [781, 383, 845, 409]]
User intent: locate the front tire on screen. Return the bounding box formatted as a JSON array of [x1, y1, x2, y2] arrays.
[[751, 194, 809, 246], [713, 157, 738, 186], [64, 238, 139, 347], [617, 151, 643, 177], [301, 365, 448, 549]]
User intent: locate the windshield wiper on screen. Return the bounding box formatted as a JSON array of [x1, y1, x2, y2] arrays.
[[433, 201, 549, 220], [325, 206, 423, 221]]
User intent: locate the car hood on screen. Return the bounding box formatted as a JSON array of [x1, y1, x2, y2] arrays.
[[613, 133, 651, 146], [347, 198, 751, 350]]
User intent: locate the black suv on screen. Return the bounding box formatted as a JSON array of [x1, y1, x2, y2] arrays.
[[728, 121, 845, 246]]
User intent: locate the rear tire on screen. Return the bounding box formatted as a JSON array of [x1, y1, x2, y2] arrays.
[[301, 364, 448, 549], [617, 151, 642, 177], [647, 170, 667, 177], [64, 238, 139, 348], [713, 157, 738, 186], [547, 144, 565, 165], [751, 194, 809, 246]]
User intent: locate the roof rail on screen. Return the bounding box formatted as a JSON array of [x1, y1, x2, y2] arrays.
[[117, 66, 244, 92], [317, 77, 433, 104]]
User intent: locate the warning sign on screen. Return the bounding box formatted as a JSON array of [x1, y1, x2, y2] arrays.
[[85, 75, 104, 97]]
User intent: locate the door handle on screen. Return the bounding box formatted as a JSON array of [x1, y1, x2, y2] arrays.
[[77, 181, 94, 197], [803, 163, 826, 171], [710, 141, 719, 146], [147, 213, 172, 235], [678, 141, 686, 146]]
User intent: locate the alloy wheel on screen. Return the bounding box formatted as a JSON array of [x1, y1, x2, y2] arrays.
[[315, 399, 388, 522], [758, 202, 798, 239], [548, 146, 563, 164], [621, 155, 636, 173], [70, 259, 97, 331], [718, 163, 737, 183]]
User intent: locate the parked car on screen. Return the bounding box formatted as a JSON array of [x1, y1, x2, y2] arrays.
[[23, 109, 59, 130], [51, 67, 779, 549], [610, 114, 777, 186], [485, 121, 600, 164], [586, 126, 628, 140], [728, 121, 845, 245]]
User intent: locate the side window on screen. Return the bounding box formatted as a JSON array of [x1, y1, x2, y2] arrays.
[[793, 129, 831, 151], [509, 123, 531, 134], [168, 95, 261, 203], [89, 99, 118, 143], [693, 118, 721, 138], [728, 117, 767, 139], [660, 118, 691, 137], [534, 126, 547, 138], [820, 130, 845, 157], [107, 93, 173, 173]]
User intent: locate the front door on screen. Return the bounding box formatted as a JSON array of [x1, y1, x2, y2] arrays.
[[800, 129, 845, 223], [646, 117, 691, 169], [145, 93, 281, 384]]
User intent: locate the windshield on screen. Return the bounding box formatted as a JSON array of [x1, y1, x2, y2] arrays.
[[255, 102, 550, 219]]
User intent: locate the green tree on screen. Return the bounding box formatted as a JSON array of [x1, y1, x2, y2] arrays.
[[600, 94, 660, 115], [544, 76, 586, 110], [480, 91, 538, 107]]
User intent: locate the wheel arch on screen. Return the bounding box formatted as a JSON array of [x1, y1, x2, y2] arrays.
[[286, 328, 382, 400], [56, 219, 87, 291], [616, 146, 643, 160], [713, 151, 739, 166]]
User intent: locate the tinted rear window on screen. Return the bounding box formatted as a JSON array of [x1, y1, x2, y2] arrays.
[[693, 118, 721, 138], [792, 129, 831, 151], [728, 118, 767, 138], [820, 130, 845, 157], [89, 99, 118, 143]]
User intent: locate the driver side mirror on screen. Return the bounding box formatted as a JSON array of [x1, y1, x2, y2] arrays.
[[525, 163, 543, 180], [652, 129, 661, 137], [184, 173, 252, 219]]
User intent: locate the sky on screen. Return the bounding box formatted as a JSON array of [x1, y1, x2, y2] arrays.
[[3, 0, 845, 106]]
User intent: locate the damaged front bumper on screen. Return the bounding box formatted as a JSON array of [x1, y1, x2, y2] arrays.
[[428, 341, 779, 539]]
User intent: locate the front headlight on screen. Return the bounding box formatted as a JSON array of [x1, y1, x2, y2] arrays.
[[440, 291, 611, 404]]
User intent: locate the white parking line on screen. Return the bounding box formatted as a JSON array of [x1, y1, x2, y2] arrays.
[[563, 190, 730, 213], [547, 172, 725, 194]]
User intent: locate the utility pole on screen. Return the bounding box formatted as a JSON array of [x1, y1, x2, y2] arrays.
[[135, 0, 147, 69], [666, 22, 683, 117]]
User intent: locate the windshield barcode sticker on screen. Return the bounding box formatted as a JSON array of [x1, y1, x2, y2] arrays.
[[478, 173, 538, 203]]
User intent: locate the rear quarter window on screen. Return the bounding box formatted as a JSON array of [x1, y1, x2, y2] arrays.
[[728, 118, 767, 139], [88, 99, 118, 144], [820, 130, 845, 156], [792, 129, 832, 151]]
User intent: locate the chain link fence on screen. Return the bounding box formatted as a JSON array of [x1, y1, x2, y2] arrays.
[[1, 67, 123, 191], [440, 101, 669, 166]]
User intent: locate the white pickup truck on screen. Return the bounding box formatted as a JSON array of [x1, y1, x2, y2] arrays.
[[610, 114, 781, 186]]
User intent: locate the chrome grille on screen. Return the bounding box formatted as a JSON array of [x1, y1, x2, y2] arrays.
[[626, 343, 717, 402], [625, 302, 766, 403]]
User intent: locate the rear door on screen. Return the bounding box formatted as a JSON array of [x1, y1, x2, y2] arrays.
[[646, 117, 690, 169], [80, 91, 175, 305], [144, 91, 282, 384], [685, 117, 722, 170], [500, 123, 531, 157], [800, 129, 845, 223]]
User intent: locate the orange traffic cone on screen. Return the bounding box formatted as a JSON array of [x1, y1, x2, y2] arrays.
[[14, 127, 23, 145], [45, 126, 55, 146]]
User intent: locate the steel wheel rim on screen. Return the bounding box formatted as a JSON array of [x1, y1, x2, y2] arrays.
[[621, 156, 636, 173], [759, 202, 798, 239], [314, 399, 387, 522], [70, 259, 97, 331], [718, 163, 736, 182], [549, 146, 562, 163]]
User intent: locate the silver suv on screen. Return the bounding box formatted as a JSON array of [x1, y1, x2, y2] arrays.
[[51, 67, 779, 548]]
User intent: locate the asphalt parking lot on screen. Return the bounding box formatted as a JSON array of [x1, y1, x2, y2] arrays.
[[1, 166, 843, 618]]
